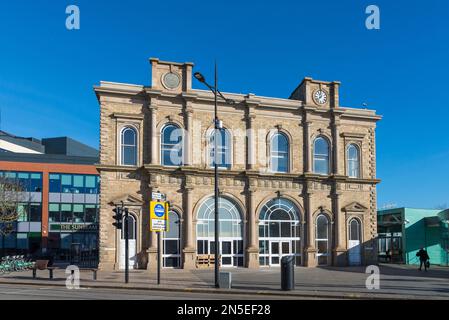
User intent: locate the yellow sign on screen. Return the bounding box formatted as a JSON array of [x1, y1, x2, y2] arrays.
[[150, 201, 169, 232]]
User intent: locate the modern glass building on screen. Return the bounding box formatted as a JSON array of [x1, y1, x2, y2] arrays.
[[377, 207, 449, 266], [0, 131, 99, 265]]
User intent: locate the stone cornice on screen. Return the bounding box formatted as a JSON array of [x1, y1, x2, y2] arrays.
[[97, 164, 381, 185], [112, 112, 144, 120], [94, 82, 144, 99], [95, 164, 141, 172], [340, 132, 366, 139]]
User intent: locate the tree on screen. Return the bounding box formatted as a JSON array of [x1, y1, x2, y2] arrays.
[[0, 175, 24, 237]]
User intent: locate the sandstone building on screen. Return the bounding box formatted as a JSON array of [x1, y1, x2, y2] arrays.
[[94, 58, 381, 270]]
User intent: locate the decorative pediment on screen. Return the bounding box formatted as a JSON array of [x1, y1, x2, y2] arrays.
[[109, 194, 143, 207], [342, 202, 367, 212]]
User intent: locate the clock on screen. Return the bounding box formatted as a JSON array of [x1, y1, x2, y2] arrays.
[[313, 89, 328, 105], [162, 72, 180, 90]]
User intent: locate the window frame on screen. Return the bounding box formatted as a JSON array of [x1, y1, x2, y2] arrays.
[[160, 123, 184, 167], [120, 126, 138, 167], [269, 132, 290, 173], [313, 136, 331, 175], [208, 128, 232, 170], [347, 143, 361, 178]]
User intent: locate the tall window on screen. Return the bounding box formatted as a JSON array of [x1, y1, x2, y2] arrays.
[[270, 132, 289, 173], [313, 137, 330, 175], [347, 144, 360, 178], [161, 124, 183, 166], [349, 218, 361, 241], [316, 214, 330, 265], [121, 127, 137, 166], [163, 211, 181, 268], [209, 128, 231, 169]]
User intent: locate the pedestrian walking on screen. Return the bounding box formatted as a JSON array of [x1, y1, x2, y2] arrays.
[[416, 247, 430, 271]]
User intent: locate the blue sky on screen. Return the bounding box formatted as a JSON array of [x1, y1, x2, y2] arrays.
[[0, 0, 448, 209]]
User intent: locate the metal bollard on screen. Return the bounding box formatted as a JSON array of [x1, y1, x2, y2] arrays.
[[281, 255, 295, 291]]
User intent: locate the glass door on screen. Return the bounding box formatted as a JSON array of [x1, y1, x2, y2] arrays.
[[270, 241, 280, 266], [269, 241, 292, 266], [221, 241, 233, 267]]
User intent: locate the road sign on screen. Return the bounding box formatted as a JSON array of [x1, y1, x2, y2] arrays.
[[150, 201, 169, 232], [152, 192, 165, 201]]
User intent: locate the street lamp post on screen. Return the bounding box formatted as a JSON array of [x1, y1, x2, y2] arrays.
[[194, 64, 235, 288]]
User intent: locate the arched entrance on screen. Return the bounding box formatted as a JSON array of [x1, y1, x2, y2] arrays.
[[196, 196, 244, 267], [259, 198, 301, 266], [348, 218, 362, 266], [163, 210, 181, 268], [119, 214, 137, 269], [316, 214, 330, 266]]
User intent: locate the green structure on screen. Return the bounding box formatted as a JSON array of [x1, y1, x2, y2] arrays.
[[377, 208, 449, 266]]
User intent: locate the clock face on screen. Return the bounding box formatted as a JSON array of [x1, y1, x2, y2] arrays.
[[162, 72, 180, 89], [313, 90, 328, 105]]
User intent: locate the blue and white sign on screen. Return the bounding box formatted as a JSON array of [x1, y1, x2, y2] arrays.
[[154, 204, 165, 218]]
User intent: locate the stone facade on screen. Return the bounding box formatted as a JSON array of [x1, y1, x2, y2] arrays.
[[94, 58, 381, 270]]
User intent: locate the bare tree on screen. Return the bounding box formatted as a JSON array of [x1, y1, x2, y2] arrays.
[[0, 175, 25, 236]]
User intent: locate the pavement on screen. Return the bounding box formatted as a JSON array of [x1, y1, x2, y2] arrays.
[[1, 263, 448, 300]]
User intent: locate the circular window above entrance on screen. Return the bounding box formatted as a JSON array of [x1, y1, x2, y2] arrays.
[[162, 72, 181, 90]]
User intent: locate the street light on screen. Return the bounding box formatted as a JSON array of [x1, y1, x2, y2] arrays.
[[194, 64, 235, 288]]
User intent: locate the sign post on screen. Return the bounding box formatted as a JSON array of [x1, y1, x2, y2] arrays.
[[150, 197, 169, 285]]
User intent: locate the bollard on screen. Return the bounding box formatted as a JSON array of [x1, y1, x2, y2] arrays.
[[281, 255, 295, 291]]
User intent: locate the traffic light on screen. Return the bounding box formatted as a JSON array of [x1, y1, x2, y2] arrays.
[[112, 206, 123, 229]]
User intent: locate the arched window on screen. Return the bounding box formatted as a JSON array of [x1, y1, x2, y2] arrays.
[[209, 128, 231, 169], [347, 144, 360, 178], [349, 218, 361, 241], [121, 127, 137, 166], [313, 137, 330, 175], [120, 214, 137, 269], [316, 214, 330, 265], [348, 218, 362, 265], [270, 132, 289, 173], [163, 211, 181, 268], [259, 198, 301, 266], [121, 215, 136, 240], [197, 196, 243, 267], [161, 124, 183, 166]]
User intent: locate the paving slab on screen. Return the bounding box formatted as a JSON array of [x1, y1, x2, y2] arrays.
[[1, 264, 448, 300]]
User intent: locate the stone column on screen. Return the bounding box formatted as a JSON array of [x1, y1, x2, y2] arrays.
[[245, 187, 259, 268], [184, 106, 193, 166], [247, 114, 256, 170], [150, 105, 158, 165], [182, 186, 196, 269], [304, 186, 317, 267], [304, 120, 312, 173], [331, 116, 341, 175], [146, 185, 158, 271], [332, 190, 346, 266]]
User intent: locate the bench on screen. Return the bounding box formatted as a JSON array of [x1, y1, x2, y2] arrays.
[[196, 255, 222, 268], [32, 260, 56, 279], [73, 268, 98, 280]]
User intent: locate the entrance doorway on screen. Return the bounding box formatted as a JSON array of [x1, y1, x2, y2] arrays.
[[196, 196, 244, 268], [119, 214, 137, 270], [348, 218, 362, 266], [258, 198, 301, 267], [269, 241, 292, 266]]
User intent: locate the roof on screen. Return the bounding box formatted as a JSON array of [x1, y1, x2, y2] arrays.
[[0, 131, 99, 165]]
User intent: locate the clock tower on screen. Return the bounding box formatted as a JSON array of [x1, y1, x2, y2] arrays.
[[289, 77, 340, 109]]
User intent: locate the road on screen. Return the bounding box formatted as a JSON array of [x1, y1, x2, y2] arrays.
[[0, 284, 315, 300]]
